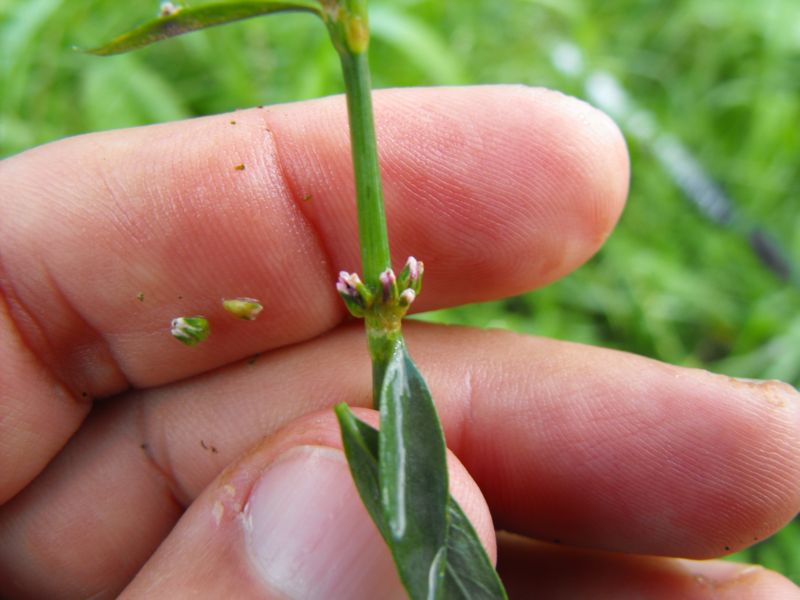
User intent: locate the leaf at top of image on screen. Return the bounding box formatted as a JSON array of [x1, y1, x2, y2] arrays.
[[86, 0, 320, 56]]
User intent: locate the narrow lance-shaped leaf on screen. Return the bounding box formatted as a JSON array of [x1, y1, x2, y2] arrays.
[[379, 340, 449, 599], [86, 0, 321, 56], [335, 405, 508, 599], [443, 500, 508, 600], [334, 404, 388, 541]]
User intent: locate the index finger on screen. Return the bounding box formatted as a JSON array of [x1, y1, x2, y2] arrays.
[[1, 86, 627, 394], [0, 86, 627, 499]]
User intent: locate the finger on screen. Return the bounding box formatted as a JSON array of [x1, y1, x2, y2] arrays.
[[0, 295, 90, 502], [1, 86, 626, 396], [496, 533, 800, 599], [0, 86, 627, 503], [119, 409, 494, 599], [2, 324, 797, 595]]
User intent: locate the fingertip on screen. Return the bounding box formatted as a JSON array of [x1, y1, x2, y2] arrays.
[[397, 85, 630, 302], [269, 85, 630, 308], [544, 86, 630, 245], [512, 85, 630, 265]]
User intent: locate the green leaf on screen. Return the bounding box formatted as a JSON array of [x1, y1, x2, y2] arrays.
[[334, 403, 388, 541], [335, 405, 508, 599], [444, 500, 508, 600], [86, 0, 321, 56], [379, 339, 449, 599]]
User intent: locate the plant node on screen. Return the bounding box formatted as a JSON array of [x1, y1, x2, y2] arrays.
[[337, 256, 423, 324]]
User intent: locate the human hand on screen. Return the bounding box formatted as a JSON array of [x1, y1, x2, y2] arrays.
[[0, 86, 798, 598]]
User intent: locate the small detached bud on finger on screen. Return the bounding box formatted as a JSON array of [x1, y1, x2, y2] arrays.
[[223, 297, 264, 320], [171, 316, 210, 346]]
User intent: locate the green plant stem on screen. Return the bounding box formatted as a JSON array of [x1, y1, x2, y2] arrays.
[[367, 321, 402, 405], [337, 40, 398, 405], [338, 49, 391, 289]]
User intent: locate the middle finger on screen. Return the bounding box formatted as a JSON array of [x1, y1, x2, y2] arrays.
[[1, 323, 797, 595]]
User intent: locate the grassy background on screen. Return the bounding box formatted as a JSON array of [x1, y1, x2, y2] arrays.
[[2, 0, 798, 584]]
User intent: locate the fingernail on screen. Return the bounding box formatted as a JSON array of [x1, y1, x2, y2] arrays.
[[243, 446, 404, 600]]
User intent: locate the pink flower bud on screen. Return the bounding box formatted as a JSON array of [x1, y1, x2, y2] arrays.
[[337, 271, 363, 297], [336, 280, 352, 296], [380, 268, 397, 301], [405, 256, 420, 281], [399, 289, 416, 307], [336, 270, 373, 317]]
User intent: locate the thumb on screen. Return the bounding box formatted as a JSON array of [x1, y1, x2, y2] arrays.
[[121, 409, 497, 599]]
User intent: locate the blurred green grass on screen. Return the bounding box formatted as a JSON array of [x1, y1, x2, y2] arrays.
[[2, 0, 798, 585]]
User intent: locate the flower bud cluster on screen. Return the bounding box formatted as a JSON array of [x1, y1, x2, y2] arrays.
[[336, 256, 423, 319]]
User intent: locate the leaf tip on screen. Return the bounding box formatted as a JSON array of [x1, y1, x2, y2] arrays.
[[333, 402, 352, 420]]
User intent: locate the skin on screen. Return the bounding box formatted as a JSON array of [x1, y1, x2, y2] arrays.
[[0, 85, 798, 598]]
